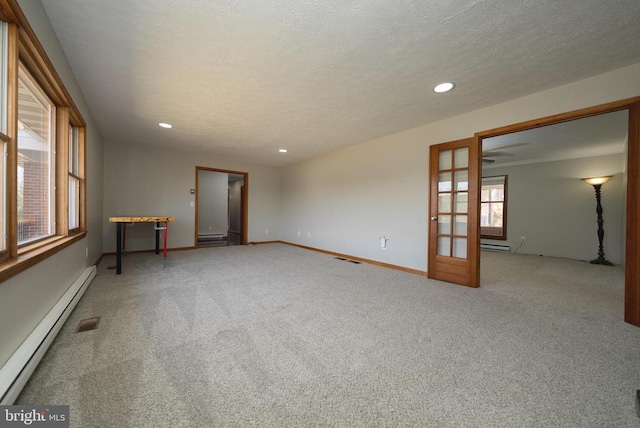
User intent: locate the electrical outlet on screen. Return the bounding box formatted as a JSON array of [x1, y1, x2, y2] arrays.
[[521, 236, 526, 242], [265, 228, 269, 234], [297, 231, 300, 236], [307, 232, 311, 238]]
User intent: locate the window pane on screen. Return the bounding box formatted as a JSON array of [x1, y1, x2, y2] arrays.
[[453, 237, 467, 259], [437, 215, 451, 234], [454, 215, 468, 236], [437, 236, 451, 256], [438, 193, 451, 213], [454, 170, 468, 191], [481, 175, 507, 239], [454, 147, 468, 168], [0, 141, 5, 252], [438, 150, 452, 171], [69, 125, 78, 174], [480, 203, 490, 227], [486, 202, 504, 227], [68, 125, 80, 231], [69, 176, 80, 230], [454, 192, 468, 213], [18, 65, 55, 244], [438, 172, 452, 192]]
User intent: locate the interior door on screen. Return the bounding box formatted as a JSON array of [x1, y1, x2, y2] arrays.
[[428, 138, 480, 287]]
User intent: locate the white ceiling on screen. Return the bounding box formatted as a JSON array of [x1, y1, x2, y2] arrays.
[[40, 0, 640, 167]]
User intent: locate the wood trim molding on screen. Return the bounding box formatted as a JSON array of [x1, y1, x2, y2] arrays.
[[194, 168, 199, 246], [55, 107, 70, 236], [78, 126, 87, 233], [0, 1, 17, 22], [6, 22, 17, 259], [92, 253, 104, 268], [625, 103, 640, 326], [194, 166, 249, 248], [102, 246, 196, 257], [242, 180, 248, 245], [280, 241, 429, 277], [476, 95, 640, 140]]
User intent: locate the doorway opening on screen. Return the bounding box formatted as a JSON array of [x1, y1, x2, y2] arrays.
[[195, 167, 248, 248], [480, 110, 628, 263], [475, 97, 640, 326]]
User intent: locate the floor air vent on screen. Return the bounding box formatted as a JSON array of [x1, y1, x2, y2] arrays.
[[335, 257, 361, 264], [76, 317, 101, 333]]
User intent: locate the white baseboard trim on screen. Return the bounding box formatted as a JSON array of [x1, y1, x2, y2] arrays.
[[480, 243, 511, 252], [0, 265, 97, 404]]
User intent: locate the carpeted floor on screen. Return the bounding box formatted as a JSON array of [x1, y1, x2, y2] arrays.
[[17, 244, 640, 427]]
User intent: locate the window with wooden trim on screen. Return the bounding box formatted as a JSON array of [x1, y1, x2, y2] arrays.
[[0, 1, 87, 282], [17, 63, 56, 245], [480, 175, 507, 240]]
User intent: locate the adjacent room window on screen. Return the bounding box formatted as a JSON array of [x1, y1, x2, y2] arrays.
[[17, 64, 56, 245], [480, 175, 507, 240]]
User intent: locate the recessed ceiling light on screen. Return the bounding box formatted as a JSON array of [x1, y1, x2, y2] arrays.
[[159, 122, 173, 129], [279, 149, 288, 153], [433, 82, 455, 93]]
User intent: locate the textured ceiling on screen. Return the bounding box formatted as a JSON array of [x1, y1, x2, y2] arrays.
[[40, 0, 640, 167]]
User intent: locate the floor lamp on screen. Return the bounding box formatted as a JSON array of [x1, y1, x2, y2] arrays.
[[582, 176, 614, 266]]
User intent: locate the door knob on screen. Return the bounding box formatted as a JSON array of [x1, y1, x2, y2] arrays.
[[431, 216, 438, 221]]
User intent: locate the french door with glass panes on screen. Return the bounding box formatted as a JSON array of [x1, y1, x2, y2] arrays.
[[428, 138, 480, 287]]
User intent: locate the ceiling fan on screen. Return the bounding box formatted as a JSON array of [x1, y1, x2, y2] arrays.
[[481, 142, 530, 163]]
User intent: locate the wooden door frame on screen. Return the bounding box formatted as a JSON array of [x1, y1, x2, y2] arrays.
[[194, 166, 249, 247], [475, 95, 640, 327]]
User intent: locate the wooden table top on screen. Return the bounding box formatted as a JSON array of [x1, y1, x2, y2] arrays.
[[109, 216, 175, 223]]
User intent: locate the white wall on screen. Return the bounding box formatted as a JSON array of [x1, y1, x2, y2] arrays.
[[281, 63, 640, 272], [481, 155, 625, 264], [103, 142, 281, 252], [197, 170, 228, 235], [0, 1, 104, 368]]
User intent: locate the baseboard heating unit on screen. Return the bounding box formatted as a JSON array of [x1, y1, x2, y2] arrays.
[[0, 265, 96, 404], [197, 233, 224, 242], [480, 243, 511, 252]]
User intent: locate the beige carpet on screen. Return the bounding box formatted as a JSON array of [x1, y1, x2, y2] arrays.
[[17, 244, 640, 427]]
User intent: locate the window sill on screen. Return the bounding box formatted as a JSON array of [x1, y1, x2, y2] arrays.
[[0, 232, 87, 283], [480, 236, 508, 241]]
